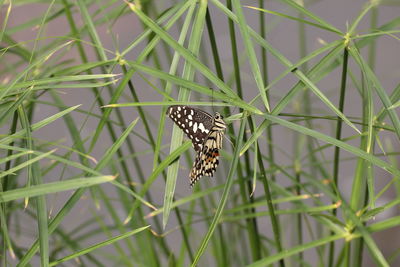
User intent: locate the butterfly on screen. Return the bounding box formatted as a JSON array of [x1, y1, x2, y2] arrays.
[[167, 105, 226, 187]]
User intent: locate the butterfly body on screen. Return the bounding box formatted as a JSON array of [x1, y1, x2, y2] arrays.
[[167, 105, 226, 186]]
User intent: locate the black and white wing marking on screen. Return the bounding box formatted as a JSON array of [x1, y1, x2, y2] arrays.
[[167, 105, 226, 187], [167, 105, 214, 151], [189, 112, 226, 187], [189, 130, 224, 187]]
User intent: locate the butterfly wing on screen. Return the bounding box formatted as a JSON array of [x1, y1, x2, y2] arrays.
[[167, 105, 214, 151], [189, 130, 223, 187]]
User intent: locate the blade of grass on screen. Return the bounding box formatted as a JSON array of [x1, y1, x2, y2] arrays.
[[0, 41, 73, 101], [301, 166, 390, 266], [245, 6, 341, 34], [152, 2, 197, 172], [88, 68, 135, 151], [104, 101, 235, 108], [0, 198, 14, 260], [211, 0, 359, 134], [151, 13, 198, 260], [126, 60, 261, 114], [222, 203, 340, 221], [0, 98, 16, 261], [249, 39, 343, 105], [76, 0, 107, 61], [2, 74, 119, 93], [328, 46, 350, 267], [120, 0, 195, 57], [163, 0, 208, 229], [354, 47, 375, 209], [0, 176, 115, 203], [49, 226, 150, 266], [249, 118, 285, 267], [348, 45, 400, 140], [0, 149, 56, 180], [0, 0, 11, 44], [124, 141, 191, 224], [17, 118, 139, 266], [191, 113, 247, 266], [240, 42, 346, 155], [0, 87, 33, 126], [64, 7, 164, 259], [0, 105, 81, 145], [348, 0, 379, 35], [52, 60, 113, 76], [248, 233, 347, 267], [389, 100, 400, 109], [277, 0, 342, 35], [249, 211, 400, 267], [0, 150, 34, 166], [263, 113, 400, 176], [90, 0, 195, 151], [233, 0, 269, 111], [18, 105, 49, 267], [125, 1, 241, 101]]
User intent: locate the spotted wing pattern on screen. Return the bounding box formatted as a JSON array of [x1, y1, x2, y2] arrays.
[[167, 105, 226, 187], [167, 105, 213, 151], [189, 130, 224, 187]]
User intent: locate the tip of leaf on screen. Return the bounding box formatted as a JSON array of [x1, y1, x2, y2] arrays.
[[303, 193, 323, 199], [71, 104, 82, 110], [162, 218, 168, 230], [123, 215, 132, 225], [24, 197, 29, 209], [88, 155, 98, 164], [249, 184, 256, 198], [144, 211, 155, 219], [148, 203, 157, 211], [108, 175, 118, 181], [255, 109, 264, 115], [9, 248, 16, 259], [149, 228, 161, 237], [243, 5, 260, 11], [101, 104, 115, 108], [124, 0, 138, 11]]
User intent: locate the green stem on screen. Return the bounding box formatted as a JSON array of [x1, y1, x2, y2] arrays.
[[205, 7, 235, 264], [329, 47, 349, 267], [296, 11, 308, 266], [226, 0, 262, 261], [248, 118, 285, 267], [353, 7, 379, 265], [226, 0, 243, 99], [295, 172, 303, 266]]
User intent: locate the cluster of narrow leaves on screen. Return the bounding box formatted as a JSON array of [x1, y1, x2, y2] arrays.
[[1, 0, 400, 266]]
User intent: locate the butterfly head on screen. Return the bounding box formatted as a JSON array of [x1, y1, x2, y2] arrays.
[[213, 112, 226, 130]]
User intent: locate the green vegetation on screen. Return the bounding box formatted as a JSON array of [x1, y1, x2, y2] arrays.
[[1, 0, 400, 266]]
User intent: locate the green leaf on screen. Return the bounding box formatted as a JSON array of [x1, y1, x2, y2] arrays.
[[191, 114, 247, 266], [263, 113, 400, 177], [0, 105, 81, 145], [0, 176, 115, 203], [49, 226, 150, 266], [233, 0, 269, 111]]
